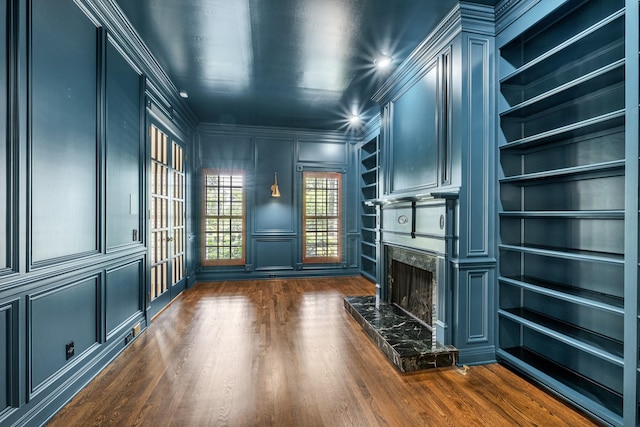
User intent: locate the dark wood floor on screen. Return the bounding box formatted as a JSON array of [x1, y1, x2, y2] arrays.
[[48, 276, 599, 426]]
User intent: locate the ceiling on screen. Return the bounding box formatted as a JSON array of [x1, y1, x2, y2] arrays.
[[115, 0, 499, 131]]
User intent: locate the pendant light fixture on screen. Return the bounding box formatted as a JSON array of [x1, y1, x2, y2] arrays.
[[271, 171, 281, 197]]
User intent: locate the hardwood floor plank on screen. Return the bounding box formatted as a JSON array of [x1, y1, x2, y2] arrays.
[[47, 276, 599, 427]]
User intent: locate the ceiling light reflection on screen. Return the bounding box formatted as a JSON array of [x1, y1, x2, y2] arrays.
[[374, 54, 393, 69], [194, 0, 253, 92], [300, 1, 354, 92]]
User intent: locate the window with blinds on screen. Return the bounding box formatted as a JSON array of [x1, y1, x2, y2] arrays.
[[202, 170, 245, 266], [302, 171, 342, 264]]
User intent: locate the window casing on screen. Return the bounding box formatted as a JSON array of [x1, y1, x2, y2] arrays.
[[202, 170, 245, 266], [302, 171, 342, 264]]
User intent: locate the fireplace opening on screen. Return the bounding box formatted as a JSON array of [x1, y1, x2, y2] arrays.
[[390, 260, 434, 328], [386, 246, 439, 333]]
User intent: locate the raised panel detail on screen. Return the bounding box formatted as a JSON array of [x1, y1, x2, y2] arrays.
[[0, 301, 14, 412], [254, 239, 294, 271], [199, 135, 252, 163], [106, 260, 143, 336], [467, 271, 488, 343], [106, 39, 142, 250], [467, 38, 489, 256], [380, 203, 446, 254], [254, 138, 294, 233], [30, 0, 99, 263], [391, 59, 439, 193], [347, 234, 359, 268], [29, 275, 99, 390], [0, 0, 8, 272], [298, 141, 346, 164]]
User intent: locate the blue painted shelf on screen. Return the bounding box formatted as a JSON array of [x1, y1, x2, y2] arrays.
[[497, 0, 630, 424]]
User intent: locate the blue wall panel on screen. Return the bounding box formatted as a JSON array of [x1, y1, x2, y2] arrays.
[[29, 275, 99, 390], [298, 141, 346, 164], [466, 38, 489, 256], [254, 239, 295, 271], [106, 260, 143, 336], [390, 59, 439, 193], [0, 0, 7, 272], [199, 134, 253, 166], [347, 234, 359, 268], [467, 271, 488, 343], [30, 0, 99, 263], [0, 302, 10, 411], [254, 138, 294, 233], [106, 39, 142, 250]]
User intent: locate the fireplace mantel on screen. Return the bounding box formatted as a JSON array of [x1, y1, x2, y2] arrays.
[[365, 186, 460, 207]]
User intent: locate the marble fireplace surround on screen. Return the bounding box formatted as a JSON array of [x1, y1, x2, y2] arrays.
[[386, 245, 438, 332], [344, 244, 458, 372]]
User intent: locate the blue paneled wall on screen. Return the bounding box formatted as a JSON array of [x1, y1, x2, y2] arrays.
[[196, 126, 360, 280], [0, 0, 196, 425]]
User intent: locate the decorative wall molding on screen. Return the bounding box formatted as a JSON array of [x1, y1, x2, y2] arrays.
[[466, 270, 489, 343], [198, 122, 356, 144], [0, 300, 18, 414], [27, 274, 101, 395], [253, 238, 296, 272], [459, 2, 496, 35], [465, 37, 491, 257]]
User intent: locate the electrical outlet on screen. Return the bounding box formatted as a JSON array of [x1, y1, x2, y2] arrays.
[[125, 332, 134, 345], [65, 341, 75, 360]]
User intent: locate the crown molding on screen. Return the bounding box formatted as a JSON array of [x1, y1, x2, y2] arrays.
[[81, 0, 199, 129], [358, 114, 381, 142], [495, 0, 542, 35], [372, 2, 495, 106], [197, 123, 357, 144]]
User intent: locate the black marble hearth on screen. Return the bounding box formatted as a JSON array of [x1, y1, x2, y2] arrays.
[[344, 296, 458, 372]]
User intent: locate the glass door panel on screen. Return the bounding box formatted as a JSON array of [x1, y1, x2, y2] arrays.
[[150, 126, 169, 302], [148, 124, 185, 318], [171, 142, 185, 288]]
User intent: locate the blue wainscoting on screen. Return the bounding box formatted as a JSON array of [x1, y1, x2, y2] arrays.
[[106, 260, 144, 337], [29, 275, 100, 393], [254, 238, 296, 272]]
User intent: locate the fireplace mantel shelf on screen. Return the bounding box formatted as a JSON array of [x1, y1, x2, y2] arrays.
[[365, 187, 460, 206]]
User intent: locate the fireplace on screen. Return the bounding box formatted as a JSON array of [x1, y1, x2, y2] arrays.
[[344, 243, 457, 372], [387, 246, 438, 328], [344, 196, 458, 372]]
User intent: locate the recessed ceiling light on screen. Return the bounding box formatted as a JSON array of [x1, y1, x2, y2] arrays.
[[374, 54, 393, 69], [179, 90, 189, 98], [349, 114, 361, 124]]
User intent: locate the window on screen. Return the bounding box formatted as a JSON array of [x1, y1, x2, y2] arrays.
[[302, 171, 342, 263], [202, 170, 245, 266]]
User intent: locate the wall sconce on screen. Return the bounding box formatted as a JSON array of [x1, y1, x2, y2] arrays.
[[271, 171, 281, 197]]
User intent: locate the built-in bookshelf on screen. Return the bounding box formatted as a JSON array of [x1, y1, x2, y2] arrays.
[[497, 0, 628, 424], [360, 136, 379, 282]]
